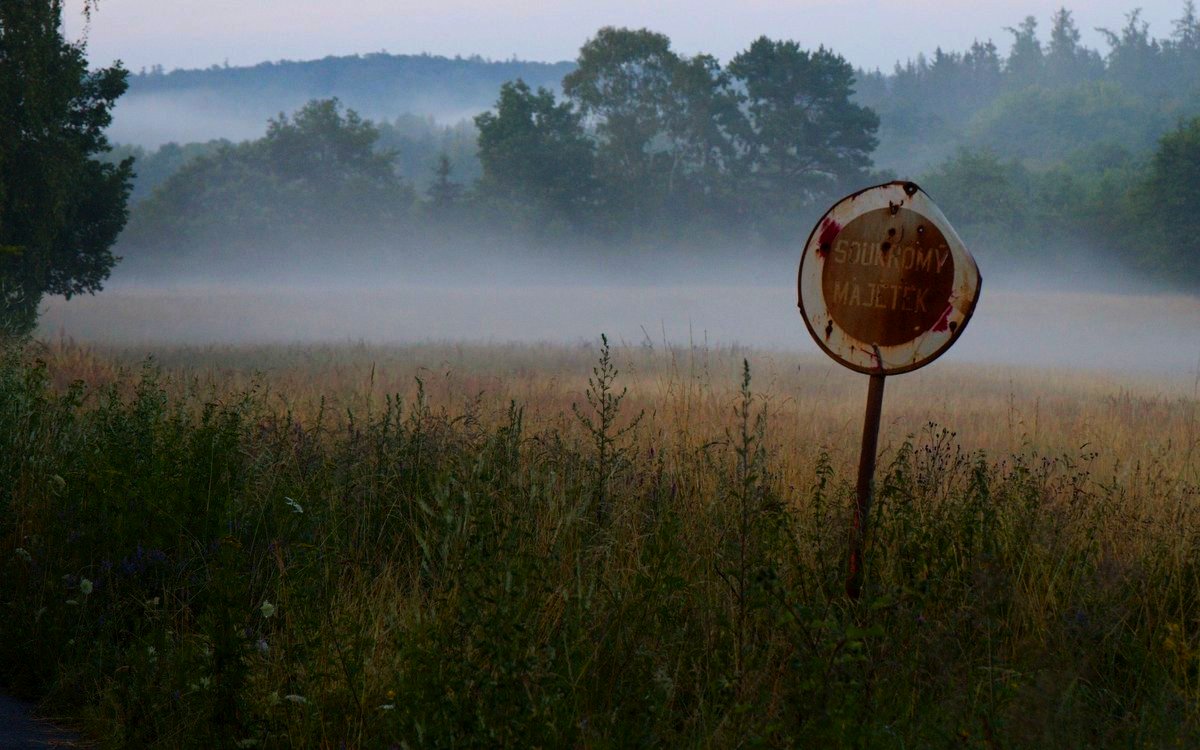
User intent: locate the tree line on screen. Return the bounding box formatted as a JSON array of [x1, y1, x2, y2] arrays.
[[122, 27, 881, 260], [861, 6, 1200, 173], [9, 5, 1200, 334], [121, 10, 1200, 290], [120, 51, 573, 144]]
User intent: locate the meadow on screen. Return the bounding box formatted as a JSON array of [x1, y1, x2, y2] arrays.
[[1, 336, 1198, 747]]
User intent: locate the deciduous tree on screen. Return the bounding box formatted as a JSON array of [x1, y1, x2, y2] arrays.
[[0, 0, 132, 335], [728, 38, 879, 228], [474, 80, 595, 226], [124, 99, 413, 259], [563, 28, 679, 226]]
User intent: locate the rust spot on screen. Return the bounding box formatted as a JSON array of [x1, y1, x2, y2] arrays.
[[816, 217, 842, 257], [903, 182, 919, 197], [887, 228, 896, 237], [948, 320, 958, 333], [824, 319, 833, 340], [888, 200, 902, 216], [881, 241, 891, 254]]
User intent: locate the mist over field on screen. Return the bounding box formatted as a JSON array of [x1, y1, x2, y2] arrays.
[[38, 238, 1200, 375], [67, 5, 1200, 385], [29, 6, 1200, 379]]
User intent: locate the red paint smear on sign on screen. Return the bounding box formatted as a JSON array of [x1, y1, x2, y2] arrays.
[[816, 218, 841, 257], [931, 304, 954, 332]]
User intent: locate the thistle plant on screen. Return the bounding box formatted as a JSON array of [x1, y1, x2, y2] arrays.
[[572, 334, 642, 525]]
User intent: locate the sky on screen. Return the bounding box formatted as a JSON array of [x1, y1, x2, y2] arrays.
[[65, 0, 1190, 73]]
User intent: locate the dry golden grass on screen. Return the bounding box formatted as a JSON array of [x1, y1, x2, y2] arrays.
[[32, 335, 1198, 483], [8, 336, 1200, 746]]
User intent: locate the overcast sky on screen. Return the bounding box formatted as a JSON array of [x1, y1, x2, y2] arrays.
[[65, 1, 1190, 73]]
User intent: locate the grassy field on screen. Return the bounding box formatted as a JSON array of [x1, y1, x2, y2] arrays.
[[1, 337, 1198, 747]]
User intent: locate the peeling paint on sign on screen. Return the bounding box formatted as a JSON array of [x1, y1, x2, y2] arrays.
[[798, 181, 981, 375]]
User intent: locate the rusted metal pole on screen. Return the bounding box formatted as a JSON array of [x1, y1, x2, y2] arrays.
[[846, 373, 885, 600]]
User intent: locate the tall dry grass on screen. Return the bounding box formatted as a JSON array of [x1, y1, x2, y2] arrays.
[[1, 336, 1197, 747], [34, 336, 1197, 476]]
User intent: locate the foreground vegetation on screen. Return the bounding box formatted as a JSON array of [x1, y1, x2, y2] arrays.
[[0, 339, 1197, 747]]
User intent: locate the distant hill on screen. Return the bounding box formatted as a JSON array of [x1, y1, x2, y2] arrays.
[[111, 53, 575, 146]]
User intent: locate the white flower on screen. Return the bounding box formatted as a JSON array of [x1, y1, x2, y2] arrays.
[[146, 646, 157, 662], [79, 578, 93, 596], [65, 599, 78, 606], [283, 694, 306, 705], [284, 497, 303, 514], [13, 548, 31, 563], [260, 600, 275, 618], [256, 638, 269, 656], [378, 704, 395, 711]]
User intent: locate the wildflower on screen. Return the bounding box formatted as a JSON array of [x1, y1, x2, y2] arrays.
[[188, 677, 212, 691], [283, 694, 306, 705], [378, 704, 395, 711], [284, 497, 303, 514], [260, 600, 276, 618], [256, 638, 269, 656], [65, 599, 78, 606], [386, 689, 396, 700], [13, 548, 31, 563], [79, 578, 93, 596], [146, 646, 157, 662], [48, 474, 65, 492]]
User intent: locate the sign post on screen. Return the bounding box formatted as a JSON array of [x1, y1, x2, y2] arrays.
[[797, 181, 981, 600]]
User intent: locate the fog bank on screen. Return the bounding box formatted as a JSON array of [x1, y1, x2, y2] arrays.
[[37, 279, 1200, 376]]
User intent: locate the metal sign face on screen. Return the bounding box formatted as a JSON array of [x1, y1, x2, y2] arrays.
[[798, 181, 981, 375]]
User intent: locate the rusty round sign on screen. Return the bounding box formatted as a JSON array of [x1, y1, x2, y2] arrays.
[[798, 181, 981, 375]]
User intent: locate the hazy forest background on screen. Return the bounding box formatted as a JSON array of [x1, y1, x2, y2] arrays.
[[5, 4, 1200, 746], [106, 5, 1200, 290]]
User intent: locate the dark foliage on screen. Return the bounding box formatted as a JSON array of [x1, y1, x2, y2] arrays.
[[0, 0, 131, 334], [0, 344, 1196, 746], [118, 6, 1200, 289]]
